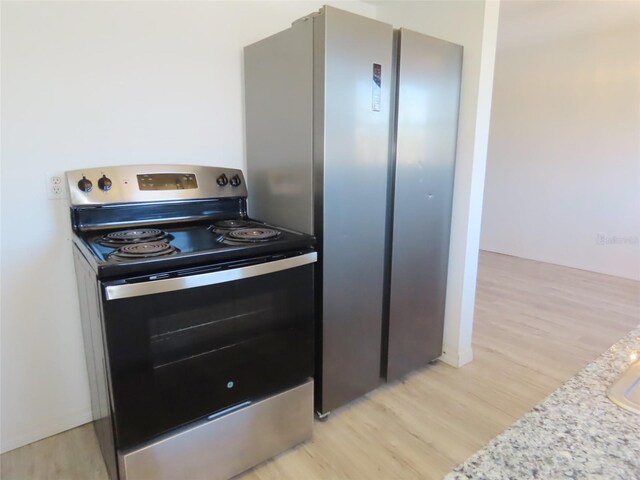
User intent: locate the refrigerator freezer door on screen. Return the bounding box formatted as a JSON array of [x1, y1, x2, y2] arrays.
[[245, 18, 314, 234], [387, 29, 463, 381], [315, 7, 393, 412]]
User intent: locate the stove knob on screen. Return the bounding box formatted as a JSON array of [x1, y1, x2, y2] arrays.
[[216, 174, 228, 186], [98, 175, 112, 191], [230, 175, 241, 187], [77, 176, 93, 192]]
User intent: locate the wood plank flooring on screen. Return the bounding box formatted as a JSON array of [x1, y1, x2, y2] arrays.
[[2, 251, 638, 480]]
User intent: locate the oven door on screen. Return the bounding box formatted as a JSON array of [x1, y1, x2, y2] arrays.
[[101, 252, 316, 450]]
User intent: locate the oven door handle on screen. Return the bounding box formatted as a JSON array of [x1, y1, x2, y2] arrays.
[[104, 252, 317, 300]]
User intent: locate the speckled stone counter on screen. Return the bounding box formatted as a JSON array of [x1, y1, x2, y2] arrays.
[[445, 325, 640, 480]]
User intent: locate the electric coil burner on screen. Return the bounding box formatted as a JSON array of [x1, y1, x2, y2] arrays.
[[228, 228, 281, 241], [101, 228, 178, 260], [219, 227, 283, 244], [109, 241, 179, 260], [99, 228, 170, 246], [212, 219, 250, 229], [66, 165, 315, 480]]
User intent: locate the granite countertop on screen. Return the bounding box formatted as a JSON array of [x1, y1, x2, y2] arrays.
[[445, 325, 640, 480]]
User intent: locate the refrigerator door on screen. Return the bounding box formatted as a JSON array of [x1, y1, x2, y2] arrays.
[[315, 7, 393, 413], [244, 18, 314, 234], [386, 29, 463, 381]]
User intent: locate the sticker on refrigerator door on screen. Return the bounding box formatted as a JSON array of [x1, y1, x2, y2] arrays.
[[372, 63, 382, 112]]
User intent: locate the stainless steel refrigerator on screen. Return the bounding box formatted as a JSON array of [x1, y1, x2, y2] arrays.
[[244, 6, 462, 416]]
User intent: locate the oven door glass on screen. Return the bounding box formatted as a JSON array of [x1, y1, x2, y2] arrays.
[[102, 262, 314, 450]]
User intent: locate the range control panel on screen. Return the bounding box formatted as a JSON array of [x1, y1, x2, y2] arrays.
[[66, 165, 248, 206]]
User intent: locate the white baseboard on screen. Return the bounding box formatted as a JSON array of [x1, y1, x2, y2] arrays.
[[439, 347, 473, 368], [1, 410, 93, 454]]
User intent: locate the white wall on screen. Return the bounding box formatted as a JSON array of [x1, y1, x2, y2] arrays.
[[481, 1, 640, 280], [375, 1, 500, 367], [0, 0, 376, 453]]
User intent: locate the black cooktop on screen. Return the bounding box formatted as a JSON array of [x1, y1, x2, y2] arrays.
[[76, 218, 315, 279]]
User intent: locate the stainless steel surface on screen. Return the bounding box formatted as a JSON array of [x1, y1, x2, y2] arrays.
[[104, 252, 317, 300], [608, 361, 640, 415], [245, 19, 314, 234], [66, 165, 248, 206], [386, 29, 463, 381], [118, 380, 314, 480], [315, 6, 393, 412], [244, 6, 393, 414]]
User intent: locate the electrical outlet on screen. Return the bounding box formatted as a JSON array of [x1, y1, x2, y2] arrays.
[[46, 173, 67, 200]]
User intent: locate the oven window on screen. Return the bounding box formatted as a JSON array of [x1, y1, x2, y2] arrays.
[[149, 289, 290, 370], [103, 264, 314, 450]]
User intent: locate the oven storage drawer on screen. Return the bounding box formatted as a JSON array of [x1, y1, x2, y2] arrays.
[[118, 380, 313, 480], [102, 259, 315, 450]]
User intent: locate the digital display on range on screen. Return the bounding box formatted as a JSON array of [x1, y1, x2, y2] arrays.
[[137, 173, 198, 191]]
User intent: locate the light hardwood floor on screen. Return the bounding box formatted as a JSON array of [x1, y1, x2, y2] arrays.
[[2, 251, 639, 480]]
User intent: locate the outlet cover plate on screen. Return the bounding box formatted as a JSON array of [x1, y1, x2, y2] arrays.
[[46, 173, 67, 200]]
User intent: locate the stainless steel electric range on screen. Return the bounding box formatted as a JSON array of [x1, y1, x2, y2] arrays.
[[67, 165, 316, 480]]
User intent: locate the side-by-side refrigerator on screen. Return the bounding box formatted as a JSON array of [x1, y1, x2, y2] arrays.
[[244, 6, 462, 416]]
